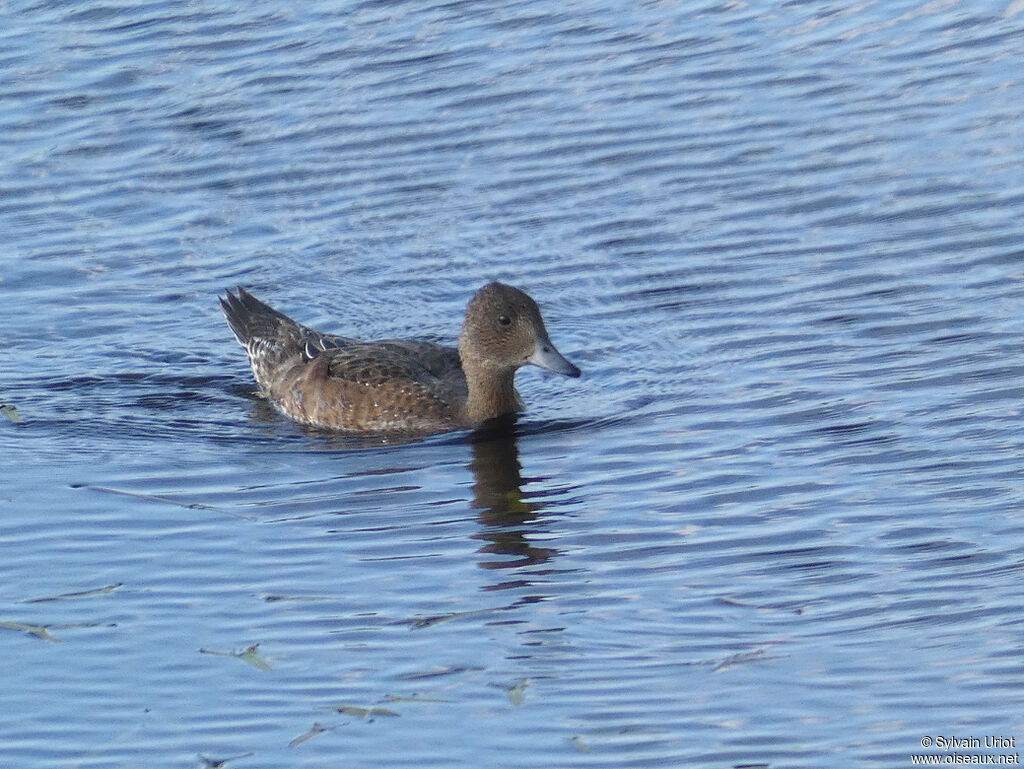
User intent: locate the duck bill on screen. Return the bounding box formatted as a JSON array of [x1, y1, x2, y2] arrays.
[[527, 338, 581, 378]]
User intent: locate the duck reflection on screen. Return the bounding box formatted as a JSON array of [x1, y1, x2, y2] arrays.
[[239, 390, 561, 574], [468, 416, 557, 571]]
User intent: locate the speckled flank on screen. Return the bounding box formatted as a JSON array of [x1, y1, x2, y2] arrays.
[[219, 283, 579, 434]]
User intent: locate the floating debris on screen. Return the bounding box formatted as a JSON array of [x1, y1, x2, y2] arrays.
[[399, 607, 495, 629], [199, 644, 271, 671], [566, 735, 592, 753], [289, 722, 328, 747], [717, 595, 803, 615], [198, 752, 253, 768], [493, 678, 528, 706], [72, 484, 254, 521], [713, 648, 784, 673], [328, 703, 400, 719], [236, 644, 271, 671], [260, 593, 331, 603], [400, 665, 483, 680], [716, 596, 756, 609], [236, 647, 272, 671], [24, 583, 123, 603], [383, 693, 454, 703], [0, 403, 21, 423], [0, 620, 60, 643]]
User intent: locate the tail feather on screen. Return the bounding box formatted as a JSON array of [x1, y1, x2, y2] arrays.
[[220, 287, 314, 390], [220, 287, 358, 392], [219, 287, 294, 347]]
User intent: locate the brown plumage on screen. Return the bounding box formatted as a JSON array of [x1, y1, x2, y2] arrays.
[[219, 283, 580, 434]]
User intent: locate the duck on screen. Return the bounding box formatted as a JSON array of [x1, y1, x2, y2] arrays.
[[220, 282, 580, 434]]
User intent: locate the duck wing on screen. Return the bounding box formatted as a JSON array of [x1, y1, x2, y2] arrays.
[[271, 342, 466, 432], [367, 341, 463, 387]]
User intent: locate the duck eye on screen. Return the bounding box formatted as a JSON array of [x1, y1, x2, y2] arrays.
[[498, 314, 511, 326]]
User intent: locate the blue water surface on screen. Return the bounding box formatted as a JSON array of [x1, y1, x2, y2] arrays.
[[3, 1, 1024, 767]]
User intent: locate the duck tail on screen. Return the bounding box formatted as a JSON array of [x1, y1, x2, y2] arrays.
[[219, 287, 294, 348], [220, 287, 313, 390]]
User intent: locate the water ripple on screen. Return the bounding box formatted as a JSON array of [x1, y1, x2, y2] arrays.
[[3, 1, 1024, 767]]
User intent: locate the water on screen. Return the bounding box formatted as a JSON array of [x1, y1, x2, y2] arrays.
[[3, 1, 1024, 767]]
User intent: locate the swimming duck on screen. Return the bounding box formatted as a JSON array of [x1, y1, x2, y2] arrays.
[[220, 282, 580, 433]]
